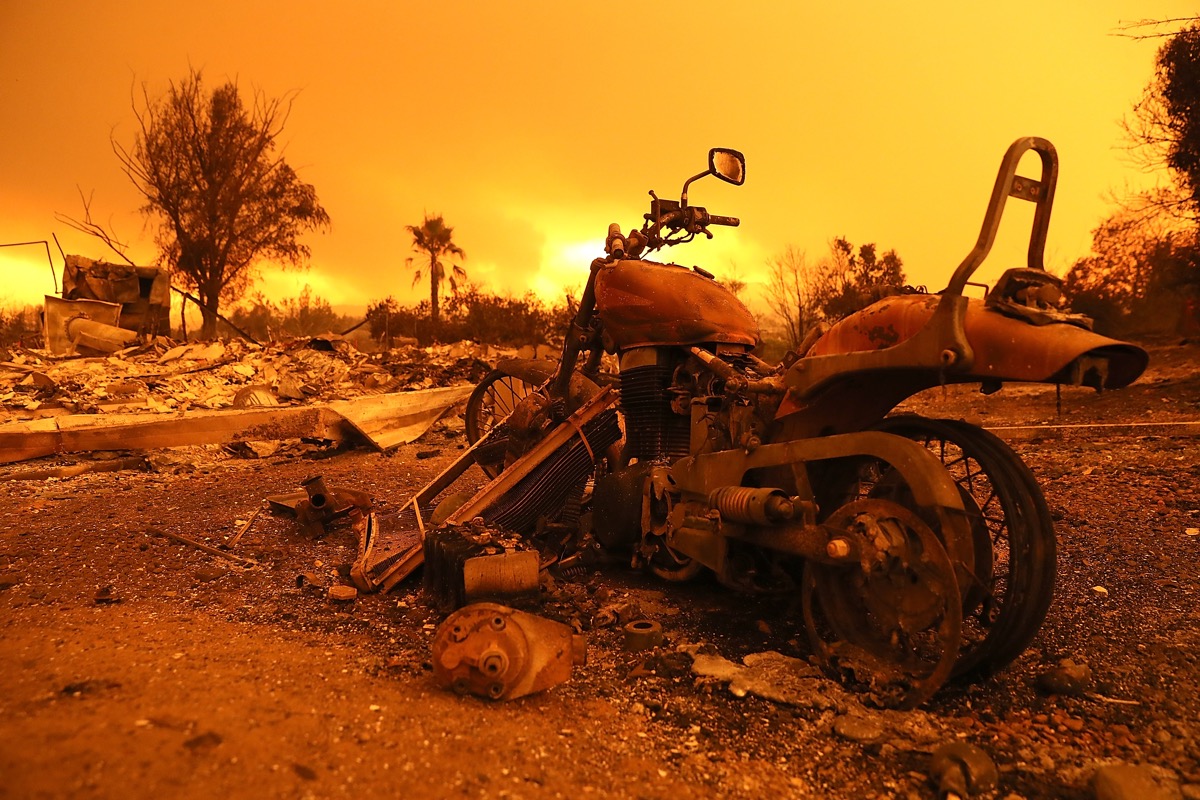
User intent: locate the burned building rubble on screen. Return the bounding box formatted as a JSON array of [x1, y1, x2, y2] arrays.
[[0, 336, 506, 465], [61, 255, 172, 335]]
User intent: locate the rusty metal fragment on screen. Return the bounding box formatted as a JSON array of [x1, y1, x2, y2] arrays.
[[265, 475, 372, 537], [42, 296, 139, 356], [622, 620, 663, 651], [423, 524, 540, 610], [928, 742, 998, 800], [432, 603, 586, 700], [349, 512, 423, 593], [147, 527, 258, 567], [223, 506, 263, 548]]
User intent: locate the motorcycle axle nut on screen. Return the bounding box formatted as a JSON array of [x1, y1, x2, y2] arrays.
[[826, 538, 853, 559], [480, 651, 509, 677]]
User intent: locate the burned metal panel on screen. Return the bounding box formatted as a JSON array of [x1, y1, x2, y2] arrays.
[[42, 295, 138, 356], [445, 387, 620, 529]]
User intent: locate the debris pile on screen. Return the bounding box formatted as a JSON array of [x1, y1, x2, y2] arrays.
[[1, 337, 499, 423], [0, 337, 548, 468]]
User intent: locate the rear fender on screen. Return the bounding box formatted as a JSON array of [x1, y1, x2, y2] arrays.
[[777, 294, 1148, 422], [805, 293, 1146, 389]]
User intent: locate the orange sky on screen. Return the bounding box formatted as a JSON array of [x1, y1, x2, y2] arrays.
[[0, 2, 1193, 320]]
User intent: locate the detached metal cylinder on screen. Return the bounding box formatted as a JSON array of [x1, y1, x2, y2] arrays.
[[301, 475, 331, 509], [64, 317, 138, 354], [709, 486, 795, 525]]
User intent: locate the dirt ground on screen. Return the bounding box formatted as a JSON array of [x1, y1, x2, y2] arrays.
[[1, 338, 1197, 799]]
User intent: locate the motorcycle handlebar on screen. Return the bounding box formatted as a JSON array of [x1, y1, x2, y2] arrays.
[[706, 213, 740, 227]]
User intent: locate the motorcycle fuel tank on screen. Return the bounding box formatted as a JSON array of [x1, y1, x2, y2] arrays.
[[594, 259, 759, 350]]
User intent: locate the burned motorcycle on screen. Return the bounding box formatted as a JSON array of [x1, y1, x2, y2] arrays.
[[418, 139, 1147, 708]]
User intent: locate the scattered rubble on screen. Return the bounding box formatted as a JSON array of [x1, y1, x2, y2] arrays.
[[683, 645, 850, 711], [1, 336, 499, 427], [0, 337, 497, 465]]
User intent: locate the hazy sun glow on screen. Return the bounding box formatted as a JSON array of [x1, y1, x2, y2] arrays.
[[1, 1, 1193, 323], [532, 240, 602, 301]]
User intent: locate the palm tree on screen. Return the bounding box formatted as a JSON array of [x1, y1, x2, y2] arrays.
[[406, 214, 466, 331]]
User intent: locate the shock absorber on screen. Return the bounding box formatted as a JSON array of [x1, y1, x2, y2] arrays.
[[709, 486, 799, 525]]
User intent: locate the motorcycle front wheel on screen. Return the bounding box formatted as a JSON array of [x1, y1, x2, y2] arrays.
[[464, 369, 537, 478]]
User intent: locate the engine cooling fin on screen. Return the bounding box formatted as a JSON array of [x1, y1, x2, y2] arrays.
[[620, 364, 689, 463]]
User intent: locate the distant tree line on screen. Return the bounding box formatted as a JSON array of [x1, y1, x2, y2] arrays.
[[219, 284, 575, 349], [0, 306, 42, 350], [762, 237, 908, 352], [364, 287, 573, 349], [1065, 22, 1200, 336], [222, 285, 358, 342]]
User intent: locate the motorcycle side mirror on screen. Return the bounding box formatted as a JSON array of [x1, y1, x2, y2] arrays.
[[709, 148, 746, 185]]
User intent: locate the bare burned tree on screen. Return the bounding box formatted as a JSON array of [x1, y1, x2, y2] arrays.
[[114, 69, 329, 339], [1114, 17, 1200, 40], [56, 188, 136, 266], [763, 245, 816, 350]]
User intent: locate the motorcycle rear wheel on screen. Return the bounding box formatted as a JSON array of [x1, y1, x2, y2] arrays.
[[802, 499, 963, 709], [819, 416, 1056, 679]]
